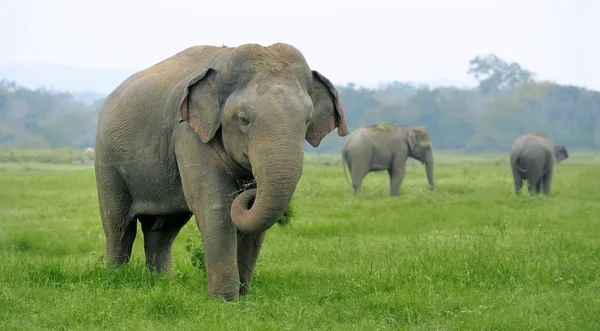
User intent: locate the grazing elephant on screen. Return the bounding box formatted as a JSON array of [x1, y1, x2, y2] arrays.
[[94, 43, 348, 301], [509, 132, 569, 195], [341, 123, 434, 196]]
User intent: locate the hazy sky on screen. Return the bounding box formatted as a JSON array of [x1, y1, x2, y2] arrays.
[[1, 0, 599, 89]]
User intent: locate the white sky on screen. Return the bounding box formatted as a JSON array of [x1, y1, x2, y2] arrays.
[[1, 0, 599, 89]]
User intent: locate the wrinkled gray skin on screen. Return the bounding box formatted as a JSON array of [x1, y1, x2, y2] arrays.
[[341, 124, 434, 196], [94, 43, 348, 301], [510, 132, 569, 195]]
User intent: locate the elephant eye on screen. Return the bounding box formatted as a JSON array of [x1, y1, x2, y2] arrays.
[[238, 113, 250, 126]]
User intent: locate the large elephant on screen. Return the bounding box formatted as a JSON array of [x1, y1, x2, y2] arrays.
[[341, 123, 434, 196], [510, 132, 568, 195], [94, 43, 348, 301]]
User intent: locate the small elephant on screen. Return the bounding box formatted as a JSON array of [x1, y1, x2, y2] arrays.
[[94, 43, 348, 301], [341, 123, 434, 196], [510, 132, 569, 195]]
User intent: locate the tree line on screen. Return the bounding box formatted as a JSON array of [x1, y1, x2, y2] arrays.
[[317, 54, 600, 152], [0, 80, 101, 149], [1, 54, 599, 152]]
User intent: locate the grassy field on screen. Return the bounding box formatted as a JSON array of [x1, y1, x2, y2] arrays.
[[1, 151, 599, 330]]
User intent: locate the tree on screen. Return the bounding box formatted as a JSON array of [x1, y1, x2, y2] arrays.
[[467, 54, 536, 94]]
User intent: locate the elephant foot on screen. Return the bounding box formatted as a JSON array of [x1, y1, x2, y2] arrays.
[[208, 289, 239, 302], [145, 261, 172, 277], [105, 255, 131, 269], [206, 268, 241, 302], [207, 277, 240, 301], [236, 268, 255, 297], [239, 283, 252, 296], [208, 278, 254, 300]]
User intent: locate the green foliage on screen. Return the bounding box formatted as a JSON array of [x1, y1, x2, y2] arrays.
[[184, 234, 205, 272], [374, 121, 394, 133], [0, 79, 102, 149], [1, 154, 600, 329], [277, 199, 296, 227]]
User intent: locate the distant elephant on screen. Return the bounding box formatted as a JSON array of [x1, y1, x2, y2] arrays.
[[341, 123, 434, 196], [509, 132, 569, 195], [94, 43, 348, 301]]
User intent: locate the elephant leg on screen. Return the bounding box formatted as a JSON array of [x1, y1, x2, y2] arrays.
[[388, 160, 406, 196], [349, 161, 369, 195], [512, 167, 523, 195], [175, 129, 242, 301], [196, 202, 239, 301], [105, 219, 137, 266], [139, 213, 192, 275], [96, 165, 137, 266], [541, 171, 553, 195], [527, 180, 536, 195], [526, 172, 538, 195], [180, 168, 239, 299], [237, 230, 266, 295]]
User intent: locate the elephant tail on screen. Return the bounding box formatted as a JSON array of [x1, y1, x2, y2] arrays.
[[342, 150, 352, 187], [515, 157, 528, 173]]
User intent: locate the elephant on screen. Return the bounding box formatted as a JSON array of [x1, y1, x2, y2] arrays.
[[509, 132, 569, 195], [94, 43, 348, 301], [341, 123, 434, 196]]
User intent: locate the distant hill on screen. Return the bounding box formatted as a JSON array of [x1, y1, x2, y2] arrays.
[[0, 63, 475, 101], [71, 91, 107, 105], [0, 63, 137, 97]]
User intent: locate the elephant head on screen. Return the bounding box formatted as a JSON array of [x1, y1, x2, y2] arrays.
[[554, 145, 569, 163], [407, 126, 434, 190], [179, 43, 348, 234]]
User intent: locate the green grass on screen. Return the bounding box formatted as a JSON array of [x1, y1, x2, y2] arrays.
[[1, 152, 600, 330]]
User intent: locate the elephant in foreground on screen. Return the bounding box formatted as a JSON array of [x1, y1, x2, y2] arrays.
[[94, 43, 348, 301], [510, 132, 568, 195], [341, 123, 434, 196]]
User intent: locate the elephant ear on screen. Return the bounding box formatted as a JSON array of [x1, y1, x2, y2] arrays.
[[179, 68, 221, 143], [305, 70, 349, 147], [407, 129, 417, 152]]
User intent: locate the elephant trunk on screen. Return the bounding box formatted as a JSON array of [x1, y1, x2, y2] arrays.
[[230, 130, 304, 234], [425, 149, 434, 190]]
